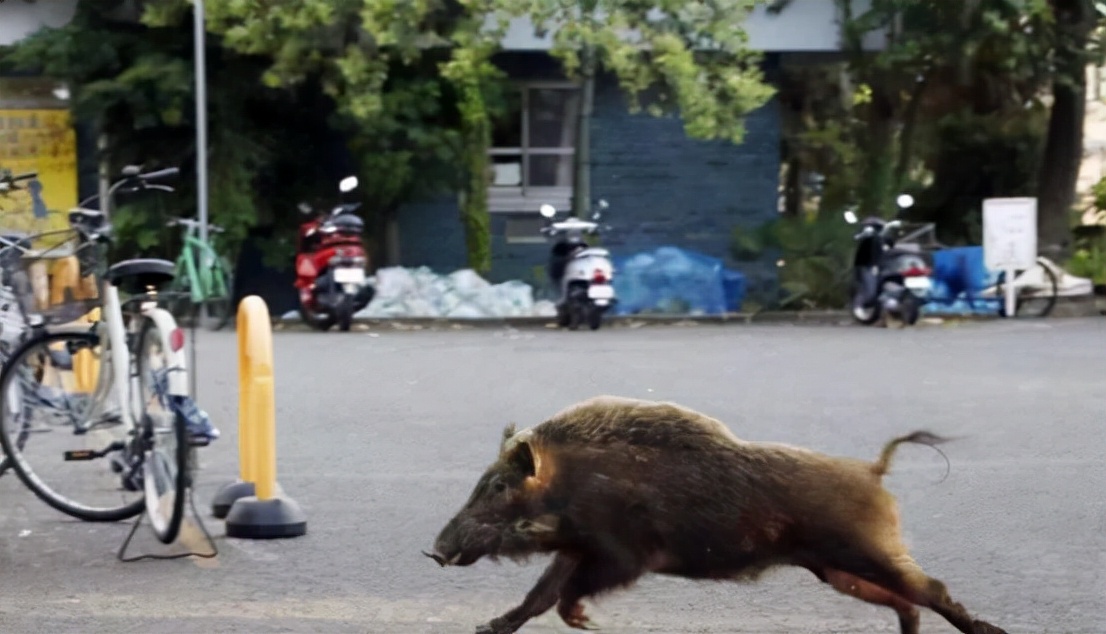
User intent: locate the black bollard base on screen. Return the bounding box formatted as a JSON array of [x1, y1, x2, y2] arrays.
[[225, 495, 307, 539], [211, 480, 255, 519]]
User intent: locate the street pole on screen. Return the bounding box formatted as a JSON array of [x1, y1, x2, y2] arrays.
[[193, 0, 210, 325]]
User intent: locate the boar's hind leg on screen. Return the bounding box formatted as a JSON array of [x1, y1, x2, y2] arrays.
[[820, 568, 919, 634], [822, 554, 1007, 634], [889, 559, 1008, 634], [476, 553, 578, 634]]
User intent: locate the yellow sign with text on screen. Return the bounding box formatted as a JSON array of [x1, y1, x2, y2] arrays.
[[0, 108, 78, 249]]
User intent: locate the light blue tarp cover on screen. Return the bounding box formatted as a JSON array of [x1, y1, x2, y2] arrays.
[[922, 246, 1002, 315], [610, 246, 746, 315]]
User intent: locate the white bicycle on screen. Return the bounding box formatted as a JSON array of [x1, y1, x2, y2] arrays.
[[0, 165, 206, 544]]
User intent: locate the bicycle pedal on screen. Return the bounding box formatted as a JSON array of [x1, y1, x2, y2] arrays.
[[64, 449, 97, 461]]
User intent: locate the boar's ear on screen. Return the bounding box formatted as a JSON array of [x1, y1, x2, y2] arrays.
[[501, 428, 537, 477], [500, 423, 517, 451]]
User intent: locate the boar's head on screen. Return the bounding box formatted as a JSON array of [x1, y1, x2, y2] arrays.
[[425, 423, 556, 568]]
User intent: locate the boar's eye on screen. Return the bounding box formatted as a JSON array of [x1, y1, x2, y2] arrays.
[[493, 480, 507, 493]]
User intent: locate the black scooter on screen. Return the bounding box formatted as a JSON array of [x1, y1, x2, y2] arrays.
[[847, 196, 933, 326]]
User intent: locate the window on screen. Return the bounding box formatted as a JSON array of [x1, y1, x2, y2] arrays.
[[503, 213, 547, 244], [488, 83, 579, 213]]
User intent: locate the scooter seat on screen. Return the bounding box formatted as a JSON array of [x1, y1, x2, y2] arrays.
[[573, 247, 609, 259]]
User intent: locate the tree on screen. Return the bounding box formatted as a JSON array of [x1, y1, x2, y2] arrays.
[[0, 1, 276, 260], [144, 0, 517, 273], [1036, 0, 1103, 258], [510, 0, 776, 217]]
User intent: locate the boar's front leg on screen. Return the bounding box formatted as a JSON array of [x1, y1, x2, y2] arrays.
[[476, 553, 579, 634]]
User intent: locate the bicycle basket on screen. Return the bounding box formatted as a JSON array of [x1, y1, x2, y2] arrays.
[[0, 234, 106, 328]]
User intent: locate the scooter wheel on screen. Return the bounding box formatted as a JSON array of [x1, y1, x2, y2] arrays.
[[299, 302, 336, 332], [899, 292, 921, 326], [850, 297, 881, 325], [567, 303, 582, 331], [336, 296, 354, 332], [587, 306, 603, 330]]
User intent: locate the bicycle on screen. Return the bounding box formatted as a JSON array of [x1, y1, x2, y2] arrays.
[[893, 224, 1060, 318], [0, 169, 89, 477], [0, 165, 216, 545], [165, 215, 234, 331]]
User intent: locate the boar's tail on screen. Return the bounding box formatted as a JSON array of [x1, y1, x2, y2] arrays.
[[871, 431, 952, 478]]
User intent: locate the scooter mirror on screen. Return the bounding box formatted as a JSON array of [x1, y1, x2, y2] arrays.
[[896, 193, 914, 209], [843, 210, 858, 224], [597, 199, 609, 210], [539, 204, 557, 218], [121, 165, 142, 177], [298, 202, 312, 215], [339, 176, 359, 193]]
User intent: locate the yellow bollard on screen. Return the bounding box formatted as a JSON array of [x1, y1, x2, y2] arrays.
[[216, 295, 306, 539], [236, 295, 276, 500], [72, 307, 101, 393]]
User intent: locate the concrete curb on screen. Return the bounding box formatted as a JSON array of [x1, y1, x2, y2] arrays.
[[251, 295, 1099, 333], [267, 310, 1009, 332]]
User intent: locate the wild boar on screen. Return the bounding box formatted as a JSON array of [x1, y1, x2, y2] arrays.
[[425, 395, 1007, 634]]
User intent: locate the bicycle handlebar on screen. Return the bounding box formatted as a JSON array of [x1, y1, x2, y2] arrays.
[[0, 171, 38, 193], [139, 167, 179, 181], [167, 216, 225, 233]]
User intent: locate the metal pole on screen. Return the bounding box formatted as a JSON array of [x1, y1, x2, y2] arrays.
[[194, 0, 209, 328]]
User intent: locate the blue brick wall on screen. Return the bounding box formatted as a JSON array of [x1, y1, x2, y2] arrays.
[[398, 56, 782, 303]]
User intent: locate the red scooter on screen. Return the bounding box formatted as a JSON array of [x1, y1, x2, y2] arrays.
[[294, 175, 375, 331]]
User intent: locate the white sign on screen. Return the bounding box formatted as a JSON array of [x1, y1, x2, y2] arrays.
[[982, 197, 1038, 271]]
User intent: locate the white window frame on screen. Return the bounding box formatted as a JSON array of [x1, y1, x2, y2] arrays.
[[488, 80, 580, 214]]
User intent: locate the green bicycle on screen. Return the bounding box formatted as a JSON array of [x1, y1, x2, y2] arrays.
[[165, 216, 234, 331]]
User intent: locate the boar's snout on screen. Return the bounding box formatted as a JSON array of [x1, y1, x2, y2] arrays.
[[424, 517, 480, 568]]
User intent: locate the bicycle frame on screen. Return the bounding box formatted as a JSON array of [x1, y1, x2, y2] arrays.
[[86, 282, 188, 432], [71, 171, 191, 433], [174, 220, 226, 303]]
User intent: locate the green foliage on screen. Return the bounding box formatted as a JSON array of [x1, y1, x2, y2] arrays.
[[163, 0, 520, 268], [1067, 244, 1106, 285], [1, 1, 282, 265], [515, 0, 775, 145], [732, 214, 857, 309]]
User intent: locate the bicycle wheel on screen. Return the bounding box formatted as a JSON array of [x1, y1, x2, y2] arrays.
[[0, 330, 145, 522], [995, 259, 1059, 318], [0, 347, 28, 478], [134, 317, 187, 544]]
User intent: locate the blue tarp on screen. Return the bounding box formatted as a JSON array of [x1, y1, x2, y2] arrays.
[[923, 246, 1002, 315], [610, 246, 746, 315]]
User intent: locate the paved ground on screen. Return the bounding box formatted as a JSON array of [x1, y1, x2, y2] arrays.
[[0, 318, 1103, 633]]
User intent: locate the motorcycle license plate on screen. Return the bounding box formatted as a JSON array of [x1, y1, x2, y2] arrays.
[[904, 276, 931, 291], [588, 284, 614, 300], [333, 267, 365, 285]]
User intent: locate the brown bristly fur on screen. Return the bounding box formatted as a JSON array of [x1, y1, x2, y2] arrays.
[[428, 395, 1007, 634]]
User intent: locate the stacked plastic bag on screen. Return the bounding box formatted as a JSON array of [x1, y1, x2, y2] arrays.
[[354, 266, 544, 319]]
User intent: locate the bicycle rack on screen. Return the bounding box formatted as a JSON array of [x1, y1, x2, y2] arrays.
[[117, 310, 219, 563], [116, 481, 219, 563]]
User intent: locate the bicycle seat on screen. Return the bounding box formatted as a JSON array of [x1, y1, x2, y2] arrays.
[[105, 258, 176, 294]]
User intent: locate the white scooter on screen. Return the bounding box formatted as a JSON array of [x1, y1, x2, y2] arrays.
[[539, 200, 616, 330]]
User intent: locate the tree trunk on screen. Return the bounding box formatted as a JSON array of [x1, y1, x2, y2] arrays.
[[1036, 0, 1096, 259], [858, 83, 896, 218], [572, 47, 596, 219], [782, 148, 802, 217], [892, 76, 929, 196]]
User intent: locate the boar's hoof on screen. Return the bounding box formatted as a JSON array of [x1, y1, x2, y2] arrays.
[[475, 619, 513, 634], [560, 603, 600, 630], [972, 621, 1008, 634]]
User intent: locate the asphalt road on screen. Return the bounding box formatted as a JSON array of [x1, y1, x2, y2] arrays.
[[0, 318, 1103, 633]]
